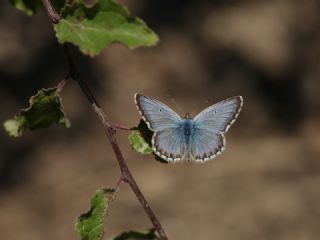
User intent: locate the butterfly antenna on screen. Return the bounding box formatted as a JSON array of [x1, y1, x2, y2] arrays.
[[167, 94, 184, 115], [190, 109, 197, 117], [190, 97, 212, 117]]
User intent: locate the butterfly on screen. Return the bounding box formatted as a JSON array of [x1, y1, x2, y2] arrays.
[[135, 93, 243, 163]]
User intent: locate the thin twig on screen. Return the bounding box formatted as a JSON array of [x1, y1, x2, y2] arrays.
[[112, 123, 131, 131], [57, 78, 67, 92], [114, 176, 124, 192], [108, 176, 124, 203], [42, 0, 61, 23], [41, 1, 168, 239]]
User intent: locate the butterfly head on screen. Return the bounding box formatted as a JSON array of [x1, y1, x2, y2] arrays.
[[184, 112, 192, 119]]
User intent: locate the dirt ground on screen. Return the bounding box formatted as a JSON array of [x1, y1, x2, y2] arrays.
[[1, 0, 320, 239]]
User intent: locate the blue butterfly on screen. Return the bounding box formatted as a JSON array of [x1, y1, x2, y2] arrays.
[[135, 94, 243, 163]]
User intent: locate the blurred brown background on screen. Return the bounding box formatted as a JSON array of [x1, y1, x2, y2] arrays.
[[1, 0, 320, 239]]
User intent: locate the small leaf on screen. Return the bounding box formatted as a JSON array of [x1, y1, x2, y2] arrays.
[[9, 0, 66, 16], [129, 121, 168, 164], [3, 118, 24, 138], [129, 120, 153, 155], [3, 87, 70, 138], [54, 0, 159, 56], [109, 229, 160, 240], [76, 189, 115, 240], [128, 130, 153, 155]]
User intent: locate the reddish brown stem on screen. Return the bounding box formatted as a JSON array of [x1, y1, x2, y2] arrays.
[[41, 1, 168, 239], [57, 78, 67, 92], [42, 0, 60, 23], [112, 123, 131, 131]]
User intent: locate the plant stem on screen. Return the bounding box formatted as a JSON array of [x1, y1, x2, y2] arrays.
[[57, 78, 67, 92], [112, 123, 131, 131], [42, 0, 60, 23], [41, 1, 168, 239]]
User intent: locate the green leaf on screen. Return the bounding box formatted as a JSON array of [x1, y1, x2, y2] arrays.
[[9, 0, 42, 16], [128, 130, 153, 155], [54, 0, 159, 56], [109, 229, 160, 240], [76, 189, 115, 240], [129, 120, 168, 164], [9, 0, 66, 16], [3, 87, 70, 138]]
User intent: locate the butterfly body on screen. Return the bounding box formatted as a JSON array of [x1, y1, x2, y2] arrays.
[[179, 118, 195, 161], [135, 93, 243, 163]]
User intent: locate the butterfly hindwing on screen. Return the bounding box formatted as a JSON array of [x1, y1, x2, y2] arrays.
[[152, 128, 185, 162], [135, 94, 181, 131], [190, 128, 226, 162]]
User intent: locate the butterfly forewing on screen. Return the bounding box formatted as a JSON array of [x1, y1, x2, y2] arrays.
[[135, 94, 181, 131], [194, 96, 243, 134]]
